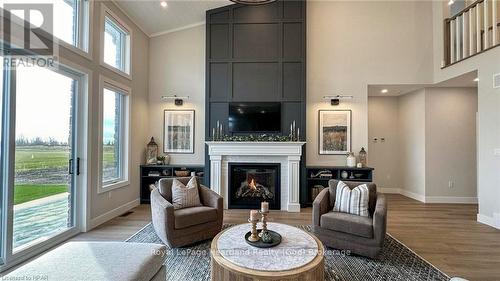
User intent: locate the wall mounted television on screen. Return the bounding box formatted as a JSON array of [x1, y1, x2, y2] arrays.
[[228, 102, 281, 133]]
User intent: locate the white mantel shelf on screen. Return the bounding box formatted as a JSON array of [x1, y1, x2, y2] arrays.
[[206, 141, 306, 156], [206, 141, 306, 212]]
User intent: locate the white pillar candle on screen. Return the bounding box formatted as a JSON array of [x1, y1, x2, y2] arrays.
[[261, 201, 269, 213], [250, 210, 259, 221]]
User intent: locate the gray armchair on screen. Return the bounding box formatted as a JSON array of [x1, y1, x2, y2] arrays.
[[151, 177, 223, 248], [312, 179, 387, 258]]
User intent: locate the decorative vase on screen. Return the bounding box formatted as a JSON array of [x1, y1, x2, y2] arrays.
[[346, 152, 356, 167], [359, 147, 367, 167], [341, 171, 349, 179], [261, 230, 273, 243], [146, 137, 159, 165]]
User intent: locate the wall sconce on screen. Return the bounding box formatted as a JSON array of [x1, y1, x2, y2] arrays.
[[323, 95, 353, 106], [161, 95, 190, 106]]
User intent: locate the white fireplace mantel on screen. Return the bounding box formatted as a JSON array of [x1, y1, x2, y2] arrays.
[[206, 141, 306, 212]]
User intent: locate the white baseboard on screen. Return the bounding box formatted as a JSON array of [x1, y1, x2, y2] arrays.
[[425, 196, 478, 204], [89, 198, 140, 230], [379, 188, 401, 194], [380, 188, 478, 204], [400, 189, 426, 203], [477, 213, 500, 229]]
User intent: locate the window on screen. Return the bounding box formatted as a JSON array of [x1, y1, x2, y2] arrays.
[[0, 55, 4, 265], [102, 6, 131, 76], [0, 0, 90, 52], [100, 77, 129, 191]]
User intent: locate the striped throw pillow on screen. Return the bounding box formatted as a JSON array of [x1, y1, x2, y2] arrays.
[[332, 181, 370, 217], [171, 177, 202, 210]]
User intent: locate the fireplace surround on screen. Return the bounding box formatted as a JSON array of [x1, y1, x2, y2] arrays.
[[206, 141, 305, 212], [228, 163, 281, 210]]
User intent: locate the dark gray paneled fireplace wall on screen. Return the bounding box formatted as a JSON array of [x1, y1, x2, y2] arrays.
[[204, 0, 307, 205]]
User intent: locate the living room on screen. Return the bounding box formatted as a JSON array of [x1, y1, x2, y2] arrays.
[[0, 0, 499, 280]]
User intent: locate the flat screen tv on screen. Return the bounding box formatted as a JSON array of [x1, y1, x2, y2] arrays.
[[229, 103, 281, 133]]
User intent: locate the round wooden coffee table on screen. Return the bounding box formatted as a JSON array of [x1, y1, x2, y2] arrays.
[[211, 223, 324, 281]]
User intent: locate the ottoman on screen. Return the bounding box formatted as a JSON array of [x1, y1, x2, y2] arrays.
[[3, 242, 166, 281]]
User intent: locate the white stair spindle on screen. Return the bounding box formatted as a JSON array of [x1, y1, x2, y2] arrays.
[[470, 7, 475, 55], [493, 0, 498, 45], [463, 11, 469, 57], [477, 3, 482, 51], [484, 0, 490, 49], [451, 19, 456, 63], [456, 16, 462, 60]]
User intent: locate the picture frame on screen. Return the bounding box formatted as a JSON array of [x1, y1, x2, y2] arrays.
[[163, 110, 195, 154], [318, 110, 352, 155]]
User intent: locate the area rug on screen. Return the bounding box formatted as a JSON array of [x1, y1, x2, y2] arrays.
[[126, 223, 449, 281]]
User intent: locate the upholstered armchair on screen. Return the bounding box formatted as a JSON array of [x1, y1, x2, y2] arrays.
[[312, 179, 387, 258], [151, 177, 223, 248]]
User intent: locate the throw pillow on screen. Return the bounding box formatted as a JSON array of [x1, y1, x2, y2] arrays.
[[171, 177, 202, 210], [332, 181, 370, 217]]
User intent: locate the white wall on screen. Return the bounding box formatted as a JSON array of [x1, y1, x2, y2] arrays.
[[432, 1, 500, 227], [306, 0, 434, 166], [398, 89, 427, 199], [148, 25, 206, 165], [425, 87, 477, 200], [367, 96, 401, 191], [86, 2, 150, 226]]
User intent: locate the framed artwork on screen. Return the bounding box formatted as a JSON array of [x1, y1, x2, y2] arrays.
[[318, 110, 351, 155], [164, 110, 195, 154]]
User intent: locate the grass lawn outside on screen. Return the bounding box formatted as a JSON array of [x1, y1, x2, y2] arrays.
[[13, 145, 116, 204], [14, 184, 68, 205], [15, 145, 116, 171]]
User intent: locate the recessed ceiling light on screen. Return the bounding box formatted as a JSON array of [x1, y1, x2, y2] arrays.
[[160, 1, 167, 8], [448, 0, 455, 6], [381, 89, 388, 94], [474, 77, 479, 82]]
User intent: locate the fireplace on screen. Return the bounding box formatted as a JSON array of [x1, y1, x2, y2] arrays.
[[228, 163, 280, 210]]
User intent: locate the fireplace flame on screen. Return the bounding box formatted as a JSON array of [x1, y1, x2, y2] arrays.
[[248, 179, 257, 190]]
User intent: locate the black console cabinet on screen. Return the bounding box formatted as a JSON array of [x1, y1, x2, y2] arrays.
[[139, 165, 205, 204], [305, 166, 375, 206]]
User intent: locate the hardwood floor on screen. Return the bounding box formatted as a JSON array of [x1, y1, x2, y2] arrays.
[[73, 194, 500, 281]]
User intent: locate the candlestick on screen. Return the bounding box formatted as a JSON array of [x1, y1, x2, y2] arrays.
[[212, 128, 216, 140], [261, 201, 269, 213], [248, 218, 259, 242], [260, 212, 268, 233]]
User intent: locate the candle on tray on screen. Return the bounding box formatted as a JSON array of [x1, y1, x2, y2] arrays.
[[261, 201, 269, 213], [250, 210, 259, 221]]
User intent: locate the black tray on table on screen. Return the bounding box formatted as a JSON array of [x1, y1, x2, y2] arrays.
[[244, 229, 282, 248]]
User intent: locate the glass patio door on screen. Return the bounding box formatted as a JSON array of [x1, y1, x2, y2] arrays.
[[11, 64, 79, 252]]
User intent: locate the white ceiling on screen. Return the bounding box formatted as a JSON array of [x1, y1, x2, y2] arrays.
[[368, 71, 478, 97], [114, 0, 231, 36]]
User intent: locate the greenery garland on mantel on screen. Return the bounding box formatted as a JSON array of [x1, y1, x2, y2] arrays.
[[210, 134, 299, 142]]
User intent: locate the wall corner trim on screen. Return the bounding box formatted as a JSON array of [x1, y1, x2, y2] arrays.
[[400, 189, 426, 203], [88, 198, 140, 230], [477, 213, 500, 230]]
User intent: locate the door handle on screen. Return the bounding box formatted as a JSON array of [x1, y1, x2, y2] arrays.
[[76, 157, 80, 176], [68, 159, 74, 175]]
